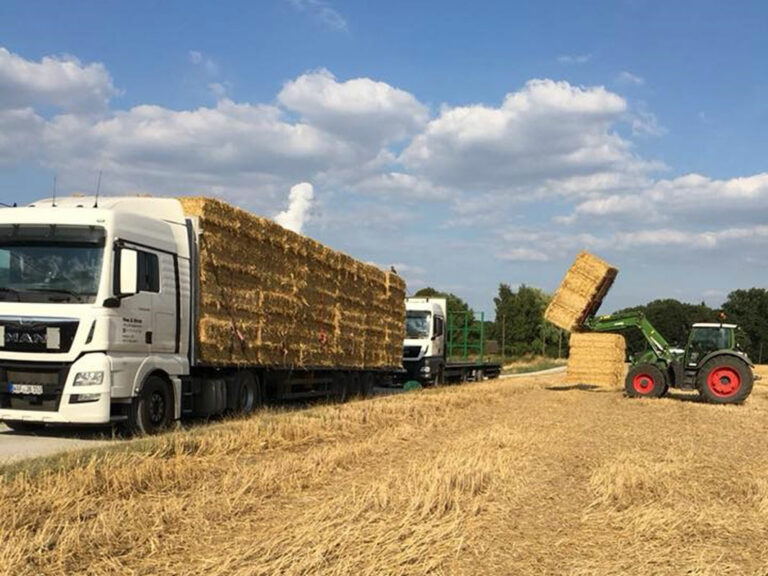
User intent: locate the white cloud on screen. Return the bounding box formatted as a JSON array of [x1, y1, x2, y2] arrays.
[[189, 50, 218, 75], [275, 182, 315, 233], [401, 79, 653, 196], [287, 0, 347, 30], [617, 71, 644, 86], [557, 54, 591, 64], [0, 47, 116, 112], [628, 108, 666, 137], [0, 107, 45, 165], [353, 172, 451, 200], [497, 247, 551, 262], [278, 69, 428, 146], [568, 172, 768, 224]]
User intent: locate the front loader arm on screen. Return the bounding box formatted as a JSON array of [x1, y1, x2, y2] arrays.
[[584, 312, 672, 360]]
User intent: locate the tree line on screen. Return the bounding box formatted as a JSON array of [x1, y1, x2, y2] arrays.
[[414, 286, 768, 363]]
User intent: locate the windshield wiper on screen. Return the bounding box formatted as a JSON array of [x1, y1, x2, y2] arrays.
[[25, 288, 87, 303], [0, 287, 21, 302]]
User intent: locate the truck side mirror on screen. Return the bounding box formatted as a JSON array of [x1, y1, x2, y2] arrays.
[[118, 248, 139, 296]]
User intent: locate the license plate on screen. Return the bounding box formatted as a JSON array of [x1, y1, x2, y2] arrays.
[[9, 383, 44, 395]]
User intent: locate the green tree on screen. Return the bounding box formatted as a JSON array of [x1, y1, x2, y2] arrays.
[[723, 288, 768, 362], [413, 287, 475, 324], [614, 299, 719, 357], [494, 283, 553, 357]]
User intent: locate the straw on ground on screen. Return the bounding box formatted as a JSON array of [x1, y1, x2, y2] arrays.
[[3, 372, 768, 575]]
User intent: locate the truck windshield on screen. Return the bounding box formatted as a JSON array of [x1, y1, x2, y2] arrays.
[[0, 225, 106, 304], [406, 311, 431, 339]]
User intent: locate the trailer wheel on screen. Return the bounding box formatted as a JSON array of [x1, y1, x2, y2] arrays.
[[360, 373, 374, 398], [697, 356, 753, 404], [122, 375, 174, 436], [625, 364, 666, 398], [3, 420, 45, 433], [233, 371, 262, 415]]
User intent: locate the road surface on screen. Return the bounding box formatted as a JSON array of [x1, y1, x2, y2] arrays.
[[0, 424, 114, 464]]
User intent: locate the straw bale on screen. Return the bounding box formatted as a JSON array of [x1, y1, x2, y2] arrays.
[[179, 197, 406, 369], [566, 332, 626, 388], [545, 252, 618, 331]]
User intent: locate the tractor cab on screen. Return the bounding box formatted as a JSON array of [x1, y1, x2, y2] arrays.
[[684, 323, 737, 368]]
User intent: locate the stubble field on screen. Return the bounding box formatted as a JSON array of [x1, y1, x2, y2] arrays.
[[3, 369, 768, 575]]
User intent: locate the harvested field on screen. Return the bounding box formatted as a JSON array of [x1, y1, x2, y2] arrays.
[[5, 376, 768, 575], [179, 197, 405, 368]]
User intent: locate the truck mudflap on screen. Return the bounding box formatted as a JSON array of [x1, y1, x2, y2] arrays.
[[0, 353, 112, 424]]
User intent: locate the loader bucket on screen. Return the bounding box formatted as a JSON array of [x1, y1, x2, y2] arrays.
[[544, 251, 618, 332]]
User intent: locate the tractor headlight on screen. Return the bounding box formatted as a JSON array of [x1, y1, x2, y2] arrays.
[[421, 365, 431, 374], [73, 371, 104, 387]]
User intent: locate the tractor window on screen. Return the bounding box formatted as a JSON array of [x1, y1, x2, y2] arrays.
[[689, 327, 732, 355]]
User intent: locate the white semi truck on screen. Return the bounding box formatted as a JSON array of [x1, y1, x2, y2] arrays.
[[401, 297, 501, 385], [0, 196, 404, 434]]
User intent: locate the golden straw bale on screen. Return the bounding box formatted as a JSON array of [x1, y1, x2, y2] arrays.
[[566, 332, 626, 388], [545, 252, 618, 331], [179, 197, 405, 369]]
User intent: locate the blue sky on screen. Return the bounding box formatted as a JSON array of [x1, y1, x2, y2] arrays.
[[0, 0, 766, 315]]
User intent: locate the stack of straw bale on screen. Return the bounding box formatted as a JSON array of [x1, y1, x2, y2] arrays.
[[179, 197, 405, 369], [544, 252, 618, 332], [566, 333, 627, 387]]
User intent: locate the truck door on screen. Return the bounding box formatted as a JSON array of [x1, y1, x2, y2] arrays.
[[433, 315, 445, 358], [113, 250, 152, 353], [151, 252, 177, 353]]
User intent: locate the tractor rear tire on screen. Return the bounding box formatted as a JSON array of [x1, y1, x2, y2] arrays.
[[697, 356, 753, 404], [625, 364, 667, 398]]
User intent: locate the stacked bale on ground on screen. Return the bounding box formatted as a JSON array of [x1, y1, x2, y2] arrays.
[[566, 333, 627, 388], [179, 197, 406, 369], [544, 252, 618, 332]]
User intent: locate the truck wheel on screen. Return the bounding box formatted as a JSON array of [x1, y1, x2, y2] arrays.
[[232, 371, 262, 415], [360, 373, 374, 398], [123, 375, 174, 436], [625, 364, 666, 398], [3, 420, 45, 433], [697, 356, 753, 404]]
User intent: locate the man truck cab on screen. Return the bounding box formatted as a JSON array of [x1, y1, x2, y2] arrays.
[[403, 297, 447, 384], [401, 297, 501, 385]]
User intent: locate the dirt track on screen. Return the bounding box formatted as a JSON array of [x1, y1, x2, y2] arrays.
[[4, 372, 768, 575]]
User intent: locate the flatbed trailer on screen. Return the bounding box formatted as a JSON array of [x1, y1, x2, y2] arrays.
[[399, 298, 500, 385]]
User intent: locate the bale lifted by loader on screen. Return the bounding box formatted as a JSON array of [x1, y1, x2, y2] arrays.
[[546, 252, 755, 404]]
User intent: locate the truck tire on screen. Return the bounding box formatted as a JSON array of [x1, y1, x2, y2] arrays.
[[122, 375, 174, 436], [3, 420, 45, 433], [360, 373, 374, 398], [697, 356, 753, 404], [230, 371, 262, 416], [625, 364, 667, 398]]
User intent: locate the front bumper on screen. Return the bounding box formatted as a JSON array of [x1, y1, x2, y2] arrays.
[[0, 353, 112, 424]]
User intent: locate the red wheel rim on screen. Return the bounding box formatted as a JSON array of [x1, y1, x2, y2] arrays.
[[633, 373, 655, 394], [707, 367, 741, 398]]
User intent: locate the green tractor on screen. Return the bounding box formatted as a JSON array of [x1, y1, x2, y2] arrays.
[[585, 312, 755, 403]]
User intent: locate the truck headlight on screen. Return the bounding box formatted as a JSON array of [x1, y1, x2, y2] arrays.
[[73, 371, 104, 387], [421, 365, 431, 374]]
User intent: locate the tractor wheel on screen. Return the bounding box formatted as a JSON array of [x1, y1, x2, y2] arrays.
[[625, 364, 667, 398], [697, 356, 753, 404]]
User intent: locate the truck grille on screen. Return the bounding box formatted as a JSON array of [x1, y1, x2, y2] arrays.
[[0, 318, 79, 353], [0, 362, 71, 412], [403, 345, 422, 359]]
